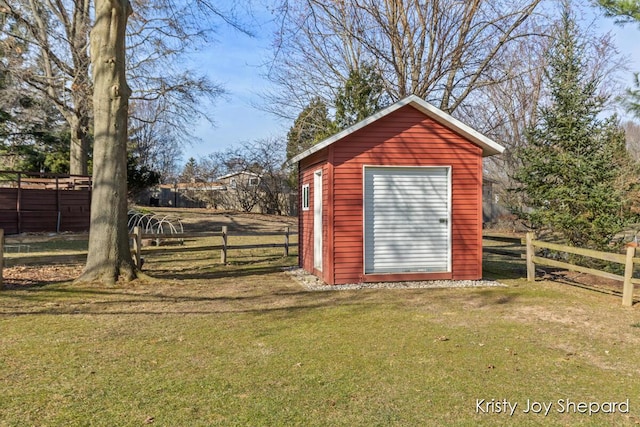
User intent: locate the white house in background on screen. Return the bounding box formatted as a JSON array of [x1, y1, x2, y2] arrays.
[[216, 171, 261, 190], [215, 171, 262, 212]]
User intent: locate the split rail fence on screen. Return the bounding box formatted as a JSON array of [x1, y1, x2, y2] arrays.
[[524, 232, 639, 307], [0, 226, 297, 287], [483, 231, 639, 306]]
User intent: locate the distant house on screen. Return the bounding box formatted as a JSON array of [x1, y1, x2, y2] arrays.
[[145, 172, 265, 211], [288, 95, 504, 285], [216, 171, 262, 212], [217, 171, 261, 189], [153, 181, 224, 208]]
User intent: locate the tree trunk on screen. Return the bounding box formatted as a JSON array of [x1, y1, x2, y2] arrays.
[[77, 0, 135, 285], [69, 115, 90, 176]]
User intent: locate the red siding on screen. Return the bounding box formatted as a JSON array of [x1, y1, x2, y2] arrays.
[[298, 150, 329, 279], [299, 104, 485, 285]]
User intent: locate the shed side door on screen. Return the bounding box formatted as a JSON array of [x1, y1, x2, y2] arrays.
[[364, 166, 451, 274]]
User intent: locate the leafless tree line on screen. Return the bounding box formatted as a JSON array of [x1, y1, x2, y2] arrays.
[[0, 0, 239, 175], [265, 0, 630, 210]]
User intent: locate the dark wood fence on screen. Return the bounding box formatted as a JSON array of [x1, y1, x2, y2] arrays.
[[0, 171, 91, 235]]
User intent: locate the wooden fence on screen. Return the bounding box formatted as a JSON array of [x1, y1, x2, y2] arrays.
[[524, 233, 639, 307], [129, 226, 296, 268], [0, 226, 297, 287], [482, 232, 524, 258], [483, 231, 639, 306], [0, 170, 92, 234]]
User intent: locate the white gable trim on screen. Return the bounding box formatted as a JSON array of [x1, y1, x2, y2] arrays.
[[286, 95, 504, 165]]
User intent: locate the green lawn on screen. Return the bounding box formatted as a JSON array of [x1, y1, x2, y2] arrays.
[[1, 241, 640, 426]]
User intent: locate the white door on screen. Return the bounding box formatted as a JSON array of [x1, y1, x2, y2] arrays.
[[313, 169, 323, 271], [364, 166, 451, 274]]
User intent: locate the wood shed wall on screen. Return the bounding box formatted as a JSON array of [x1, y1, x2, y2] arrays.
[[298, 151, 328, 276], [299, 105, 484, 285]]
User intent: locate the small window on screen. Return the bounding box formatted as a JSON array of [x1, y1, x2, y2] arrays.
[[229, 178, 236, 188], [249, 177, 259, 186], [302, 184, 310, 211]]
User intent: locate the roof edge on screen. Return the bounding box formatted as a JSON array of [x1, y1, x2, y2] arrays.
[[286, 95, 505, 166]]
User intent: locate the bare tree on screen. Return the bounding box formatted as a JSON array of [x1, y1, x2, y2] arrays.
[[128, 99, 183, 182], [1, 0, 234, 175], [418, 2, 622, 184], [472, 1, 629, 218], [1, 0, 93, 174], [267, 0, 544, 118], [125, 0, 227, 139], [248, 137, 290, 215], [204, 138, 290, 214]]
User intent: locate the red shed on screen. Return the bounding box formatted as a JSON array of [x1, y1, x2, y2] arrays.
[[289, 95, 504, 285]]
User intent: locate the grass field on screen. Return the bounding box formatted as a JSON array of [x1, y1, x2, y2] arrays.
[[1, 218, 640, 426]]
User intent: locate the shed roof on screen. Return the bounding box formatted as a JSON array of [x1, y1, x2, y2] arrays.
[[287, 95, 505, 165]]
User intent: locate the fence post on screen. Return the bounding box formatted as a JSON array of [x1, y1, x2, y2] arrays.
[[132, 226, 142, 270], [622, 245, 636, 307], [284, 226, 289, 257], [220, 226, 228, 264], [526, 232, 535, 282], [0, 228, 4, 288]]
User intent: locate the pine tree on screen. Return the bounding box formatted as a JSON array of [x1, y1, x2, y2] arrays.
[[513, 8, 640, 249], [334, 64, 388, 129], [286, 97, 335, 161], [181, 157, 199, 182]]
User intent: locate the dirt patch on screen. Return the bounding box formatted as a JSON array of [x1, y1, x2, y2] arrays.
[[2, 264, 83, 288], [2, 210, 296, 287], [541, 270, 630, 298]]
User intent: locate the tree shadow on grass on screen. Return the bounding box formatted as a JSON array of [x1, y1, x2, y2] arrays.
[[1, 253, 529, 317], [145, 253, 293, 281], [148, 263, 288, 281], [483, 256, 526, 280], [0, 279, 382, 317]]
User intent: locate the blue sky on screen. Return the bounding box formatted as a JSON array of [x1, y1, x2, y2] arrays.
[[189, 3, 283, 158], [186, 3, 640, 162]]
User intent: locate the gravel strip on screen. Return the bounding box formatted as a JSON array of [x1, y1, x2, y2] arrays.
[[285, 268, 506, 291]]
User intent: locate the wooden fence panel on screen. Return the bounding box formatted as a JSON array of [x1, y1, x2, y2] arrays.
[[59, 190, 91, 232], [0, 189, 17, 209], [21, 211, 59, 233], [1, 228, 298, 281], [482, 232, 524, 258], [20, 189, 57, 211], [0, 212, 18, 235], [525, 232, 638, 307], [0, 172, 91, 235]]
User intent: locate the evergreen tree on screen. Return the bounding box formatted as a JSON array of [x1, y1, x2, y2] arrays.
[[181, 157, 199, 182], [513, 8, 640, 249], [286, 97, 335, 161], [334, 64, 388, 129], [596, 0, 640, 23], [127, 153, 161, 199]]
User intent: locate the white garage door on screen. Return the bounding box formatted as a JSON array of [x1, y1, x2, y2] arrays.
[[364, 166, 451, 274]]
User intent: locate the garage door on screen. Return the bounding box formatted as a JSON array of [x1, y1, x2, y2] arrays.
[[364, 166, 450, 274]]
